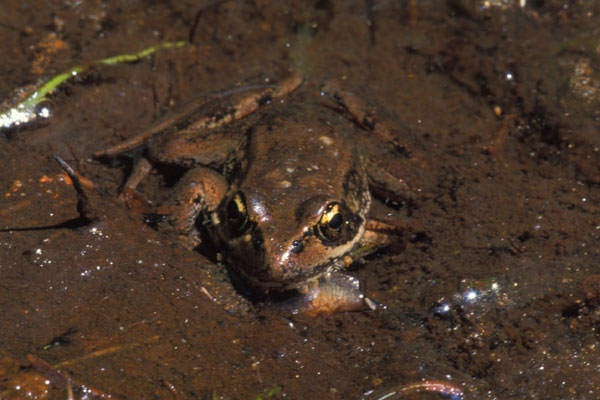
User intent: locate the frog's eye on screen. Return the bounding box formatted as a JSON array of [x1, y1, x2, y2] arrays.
[[226, 192, 250, 236], [315, 202, 344, 242]]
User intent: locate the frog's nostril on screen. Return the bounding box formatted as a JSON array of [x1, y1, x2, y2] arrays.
[[291, 240, 304, 254]]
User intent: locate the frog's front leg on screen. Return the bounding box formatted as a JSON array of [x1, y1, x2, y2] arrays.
[[278, 272, 375, 316], [118, 131, 240, 210], [155, 166, 228, 250]]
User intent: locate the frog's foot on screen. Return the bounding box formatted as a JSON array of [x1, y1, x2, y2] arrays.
[[277, 273, 376, 316], [351, 216, 423, 264], [354, 221, 398, 257]]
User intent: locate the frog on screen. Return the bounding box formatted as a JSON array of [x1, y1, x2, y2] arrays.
[[95, 76, 418, 315]]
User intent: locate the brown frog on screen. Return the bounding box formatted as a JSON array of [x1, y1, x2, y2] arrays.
[[96, 76, 416, 315]]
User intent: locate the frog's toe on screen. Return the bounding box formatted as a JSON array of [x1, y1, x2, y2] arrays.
[[283, 273, 373, 316]]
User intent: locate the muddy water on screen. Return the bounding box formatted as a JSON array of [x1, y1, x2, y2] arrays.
[[1, 1, 600, 399]]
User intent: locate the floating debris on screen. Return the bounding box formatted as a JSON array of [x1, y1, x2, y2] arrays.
[[0, 41, 187, 130]]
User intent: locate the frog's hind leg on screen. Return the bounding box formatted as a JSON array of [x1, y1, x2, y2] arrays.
[[98, 75, 303, 206], [94, 75, 303, 158], [319, 79, 407, 152], [319, 79, 425, 205], [366, 161, 418, 205]]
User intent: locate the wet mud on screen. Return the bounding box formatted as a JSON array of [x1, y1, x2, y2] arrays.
[[1, 1, 600, 399]]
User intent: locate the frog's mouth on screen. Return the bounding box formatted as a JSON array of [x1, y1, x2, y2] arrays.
[[229, 259, 342, 295]]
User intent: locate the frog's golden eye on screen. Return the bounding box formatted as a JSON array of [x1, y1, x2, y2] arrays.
[[315, 202, 344, 242], [226, 192, 250, 236]]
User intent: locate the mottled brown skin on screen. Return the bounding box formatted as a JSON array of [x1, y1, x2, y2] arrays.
[[101, 78, 411, 314], [151, 107, 372, 301]]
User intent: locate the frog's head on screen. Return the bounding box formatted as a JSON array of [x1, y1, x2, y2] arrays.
[[212, 188, 370, 292], [207, 118, 371, 293]]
